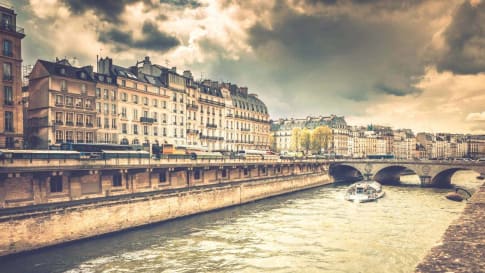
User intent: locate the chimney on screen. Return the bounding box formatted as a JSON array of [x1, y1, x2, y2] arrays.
[[239, 87, 248, 96], [183, 70, 193, 79]]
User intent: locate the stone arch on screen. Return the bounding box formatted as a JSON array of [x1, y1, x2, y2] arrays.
[[431, 167, 473, 188], [373, 165, 419, 185], [329, 164, 364, 182]]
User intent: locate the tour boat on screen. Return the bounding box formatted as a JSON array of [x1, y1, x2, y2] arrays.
[[345, 181, 385, 203]]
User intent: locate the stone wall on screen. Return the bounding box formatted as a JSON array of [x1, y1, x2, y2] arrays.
[[0, 172, 332, 257]]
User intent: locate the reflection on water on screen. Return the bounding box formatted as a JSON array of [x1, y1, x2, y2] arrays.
[[1, 171, 481, 273]]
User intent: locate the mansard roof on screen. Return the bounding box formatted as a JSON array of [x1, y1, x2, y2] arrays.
[[37, 59, 94, 82]]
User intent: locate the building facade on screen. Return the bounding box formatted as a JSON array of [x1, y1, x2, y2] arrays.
[[26, 56, 270, 151], [0, 4, 24, 148]]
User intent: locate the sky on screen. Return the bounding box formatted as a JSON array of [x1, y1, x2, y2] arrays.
[[10, 0, 485, 134]]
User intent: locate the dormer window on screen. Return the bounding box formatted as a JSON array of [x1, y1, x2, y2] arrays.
[[80, 72, 86, 79], [107, 77, 112, 83], [99, 75, 104, 81], [60, 68, 66, 75]]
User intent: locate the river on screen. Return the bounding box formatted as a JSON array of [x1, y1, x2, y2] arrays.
[[1, 171, 482, 273]]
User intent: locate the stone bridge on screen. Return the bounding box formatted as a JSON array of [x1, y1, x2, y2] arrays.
[[329, 160, 485, 187]]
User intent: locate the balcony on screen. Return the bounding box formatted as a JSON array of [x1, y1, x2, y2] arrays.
[[186, 129, 199, 135], [3, 75, 13, 81], [0, 23, 25, 36], [186, 104, 198, 110], [198, 98, 225, 107], [206, 124, 217, 129], [76, 122, 84, 127], [54, 120, 63, 125], [55, 102, 64, 107], [66, 121, 74, 126], [4, 100, 13, 106], [140, 117, 156, 123], [86, 123, 94, 128]]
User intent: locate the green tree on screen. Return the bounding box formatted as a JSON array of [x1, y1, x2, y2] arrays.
[[290, 127, 302, 152], [311, 126, 332, 154], [301, 128, 312, 155]]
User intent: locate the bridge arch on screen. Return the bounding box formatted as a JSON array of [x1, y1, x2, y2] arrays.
[[329, 164, 363, 182], [373, 165, 419, 185], [431, 167, 476, 188]]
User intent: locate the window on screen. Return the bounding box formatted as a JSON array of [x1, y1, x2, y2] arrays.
[[95, 88, 101, 98], [55, 130, 63, 143], [81, 83, 87, 94], [121, 107, 127, 118], [50, 176, 63, 193], [75, 98, 83, 108], [3, 62, 12, 80], [86, 132, 94, 143], [96, 102, 101, 113], [3, 40, 12, 57], [122, 123, 127, 134], [121, 79, 126, 87], [103, 103, 109, 114], [76, 131, 84, 143], [132, 94, 138, 104], [194, 169, 201, 180], [152, 99, 158, 107], [96, 117, 101, 128], [103, 89, 108, 99], [113, 173, 122, 187], [159, 172, 167, 183], [121, 92, 127, 101], [243, 168, 249, 176], [133, 124, 138, 135], [85, 99, 92, 109], [86, 115, 93, 127], [222, 169, 227, 178], [55, 112, 63, 124], [110, 90, 116, 100], [111, 119, 116, 129], [76, 114, 84, 126], [3, 86, 12, 105], [143, 97, 148, 105], [66, 112, 74, 125], [4, 111, 13, 132], [111, 104, 116, 115], [61, 80, 67, 91], [144, 125, 148, 135], [104, 117, 109, 128], [66, 131, 73, 142], [133, 109, 138, 120]]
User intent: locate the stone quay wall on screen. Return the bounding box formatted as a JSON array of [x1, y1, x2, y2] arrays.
[[415, 182, 485, 273], [0, 171, 332, 257]]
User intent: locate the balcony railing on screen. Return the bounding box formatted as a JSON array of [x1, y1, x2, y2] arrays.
[[206, 123, 217, 129], [0, 23, 25, 35], [186, 104, 199, 110], [54, 121, 63, 125], [198, 98, 225, 107], [140, 117, 156, 123], [4, 100, 13, 106], [66, 121, 74, 126], [86, 123, 94, 128], [76, 122, 84, 127], [186, 129, 199, 134], [3, 75, 13, 81]]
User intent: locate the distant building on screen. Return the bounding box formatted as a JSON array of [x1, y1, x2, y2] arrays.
[[0, 3, 25, 148]]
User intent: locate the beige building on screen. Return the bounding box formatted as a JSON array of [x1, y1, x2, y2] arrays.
[[27, 59, 97, 148], [26, 56, 270, 152], [0, 4, 24, 148]]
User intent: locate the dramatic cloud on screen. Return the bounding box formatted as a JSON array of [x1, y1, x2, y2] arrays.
[[13, 0, 485, 133], [99, 21, 180, 52], [61, 0, 154, 22], [437, 0, 485, 74]]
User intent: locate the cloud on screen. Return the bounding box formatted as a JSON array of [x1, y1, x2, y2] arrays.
[[466, 112, 485, 121], [61, 0, 154, 22], [159, 0, 201, 8], [99, 21, 180, 52], [436, 0, 485, 74]]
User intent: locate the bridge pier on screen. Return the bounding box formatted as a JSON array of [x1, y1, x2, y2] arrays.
[[419, 176, 431, 187]]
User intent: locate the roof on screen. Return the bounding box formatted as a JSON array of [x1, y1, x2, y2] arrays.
[[38, 60, 94, 82]]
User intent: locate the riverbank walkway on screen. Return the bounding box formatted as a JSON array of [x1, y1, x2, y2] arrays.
[[415, 182, 485, 273]]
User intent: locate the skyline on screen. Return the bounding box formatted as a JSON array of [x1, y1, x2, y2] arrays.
[[12, 0, 485, 134]]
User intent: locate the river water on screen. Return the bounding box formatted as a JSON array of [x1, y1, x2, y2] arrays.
[[1, 171, 482, 273]]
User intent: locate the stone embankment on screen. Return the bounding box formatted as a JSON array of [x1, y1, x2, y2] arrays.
[[415, 182, 485, 273]]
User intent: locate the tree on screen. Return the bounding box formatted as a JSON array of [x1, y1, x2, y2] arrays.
[[301, 128, 312, 155], [290, 127, 302, 152], [311, 126, 332, 154], [269, 134, 277, 152]]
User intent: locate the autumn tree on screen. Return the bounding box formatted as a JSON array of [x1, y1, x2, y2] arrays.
[[301, 128, 312, 155], [290, 127, 302, 152], [311, 126, 332, 154]]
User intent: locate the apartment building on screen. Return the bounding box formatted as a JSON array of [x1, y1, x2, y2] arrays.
[[0, 3, 24, 148], [27, 59, 96, 149]]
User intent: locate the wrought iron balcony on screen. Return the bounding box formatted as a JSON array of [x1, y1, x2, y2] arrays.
[[140, 117, 156, 123], [0, 23, 25, 36]]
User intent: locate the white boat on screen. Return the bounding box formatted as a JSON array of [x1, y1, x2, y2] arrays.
[[345, 181, 385, 203]]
